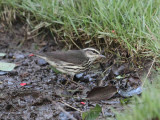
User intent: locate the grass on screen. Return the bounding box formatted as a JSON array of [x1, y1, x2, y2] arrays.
[[117, 75, 160, 120], [0, 0, 160, 59]]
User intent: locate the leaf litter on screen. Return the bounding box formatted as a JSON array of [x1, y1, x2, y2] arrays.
[[86, 85, 117, 101]]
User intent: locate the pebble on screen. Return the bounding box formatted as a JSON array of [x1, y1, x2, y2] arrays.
[[76, 73, 83, 78], [4, 78, 14, 85], [27, 69, 33, 73], [8, 53, 13, 58], [84, 75, 93, 81], [0, 84, 4, 90], [0, 71, 8, 75], [59, 112, 70, 120], [14, 54, 25, 59], [37, 59, 47, 66], [22, 61, 28, 66], [118, 86, 143, 97], [0, 93, 7, 99]]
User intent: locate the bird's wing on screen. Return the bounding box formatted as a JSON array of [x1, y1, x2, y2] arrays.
[[37, 50, 89, 65]]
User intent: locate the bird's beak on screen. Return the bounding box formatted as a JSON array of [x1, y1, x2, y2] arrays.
[[99, 54, 106, 58]]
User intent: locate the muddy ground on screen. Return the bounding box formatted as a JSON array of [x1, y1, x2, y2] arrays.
[[0, 23, 151, 120]]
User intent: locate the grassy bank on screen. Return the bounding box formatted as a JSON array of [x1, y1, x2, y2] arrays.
[[0, 0, 160, 57]]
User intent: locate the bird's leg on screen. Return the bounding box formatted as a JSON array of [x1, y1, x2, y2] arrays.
[[63, 74, 75, 85], [98, 63, 105, 86], [62, 74, 70, 85], [70, 75, 77, 83], [64, 75, 82, 86], [66, 75, 78, 85]]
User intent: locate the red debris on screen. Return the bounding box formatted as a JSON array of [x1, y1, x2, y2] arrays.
[[29, 53, 34, 57], [112, 30, 115, 33], [20, 83, 27, 86], [80, 102, 86, 105]]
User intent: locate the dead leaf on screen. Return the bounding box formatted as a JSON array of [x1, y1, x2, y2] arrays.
[[0, 53, 6, 57], [86, 85, 117, 101], [0, 62, 16, 71]]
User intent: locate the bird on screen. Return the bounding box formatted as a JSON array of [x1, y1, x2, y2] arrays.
[[35, 48, 106, 76]]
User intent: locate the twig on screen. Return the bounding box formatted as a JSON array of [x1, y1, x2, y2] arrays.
[[68, 35, 81, 49], [98, 65, 112, 86], [60, 100, 83, 112], [142, 57, 156, 87]]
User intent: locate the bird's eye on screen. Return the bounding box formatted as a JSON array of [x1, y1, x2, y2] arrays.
[[92, 51, 99, 54], [87, 50, 98, 55], [84, 48, 100, 55], [91, 50, 100, 55], [91, 51, 97, 54]]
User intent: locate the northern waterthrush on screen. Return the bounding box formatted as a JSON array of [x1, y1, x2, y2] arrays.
[[36, 48, 106, 76]]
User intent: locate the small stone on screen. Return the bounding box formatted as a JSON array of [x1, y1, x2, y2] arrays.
[[0, 93, 7, 99], [84, 75, 93, 81], [0, 71, 8, 75], [22, 61, 28, 66], [18, 100, 26, 108], [8, 53, 13, 58], [27, 69, 33, 73], [14, 54, 25, 59], [76, 73, 84, 79], [0, 84, 4, 90], [4, 78, 14, 85], [37, 59, 47, 66], [59, 112, 70, 120], [8, 81, 13, 85]]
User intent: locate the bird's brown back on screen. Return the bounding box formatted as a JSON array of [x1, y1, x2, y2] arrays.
[[37, 50, 89, 65]]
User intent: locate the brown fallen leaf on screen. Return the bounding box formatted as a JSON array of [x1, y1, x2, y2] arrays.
[[86, 85, 117, 101]]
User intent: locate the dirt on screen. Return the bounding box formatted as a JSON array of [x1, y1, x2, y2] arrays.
[[0, 23, 148, 120]]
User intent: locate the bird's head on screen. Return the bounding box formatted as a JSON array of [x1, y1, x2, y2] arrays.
[[83, 48, 106, 63]]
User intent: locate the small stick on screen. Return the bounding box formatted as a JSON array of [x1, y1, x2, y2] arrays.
[[98, 65, 112, 86], [60, 100, 83, 113], [142, 57, 156, 87]]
